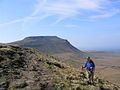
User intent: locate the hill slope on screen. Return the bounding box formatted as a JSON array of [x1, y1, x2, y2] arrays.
[[10, 36, 82, 53], [0, 44, 120, 90], [10, 36, 87, 60]]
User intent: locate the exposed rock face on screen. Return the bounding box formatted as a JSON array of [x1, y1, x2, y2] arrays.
[[0, 44, 119, 90]]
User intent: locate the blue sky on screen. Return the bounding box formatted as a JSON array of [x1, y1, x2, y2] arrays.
[[0, 0, 120, 50]]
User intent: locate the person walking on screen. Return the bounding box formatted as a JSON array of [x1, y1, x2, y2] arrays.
[[82, 57, 95, 84]]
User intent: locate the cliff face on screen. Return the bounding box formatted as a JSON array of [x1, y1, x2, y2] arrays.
[[0, 44, 119, 90]]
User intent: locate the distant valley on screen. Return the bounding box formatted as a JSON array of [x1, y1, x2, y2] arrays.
[[88, 51, 120, 86]]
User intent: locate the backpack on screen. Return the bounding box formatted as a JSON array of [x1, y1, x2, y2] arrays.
[[84, 60, 95, 71]]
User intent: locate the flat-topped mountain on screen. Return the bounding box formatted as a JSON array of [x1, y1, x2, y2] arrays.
[[11, 36, 82, 54], [10, 36, 88, 63]]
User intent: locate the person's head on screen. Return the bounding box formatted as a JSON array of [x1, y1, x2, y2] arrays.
[[87, 57, 91, 61]]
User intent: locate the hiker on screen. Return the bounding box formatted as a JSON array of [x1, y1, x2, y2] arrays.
[[82, 57, 95, 84]]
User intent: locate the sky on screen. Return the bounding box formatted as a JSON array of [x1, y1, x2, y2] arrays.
[[0, 0, 120, 50]]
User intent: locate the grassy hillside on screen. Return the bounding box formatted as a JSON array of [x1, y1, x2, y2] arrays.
[[0, 44, 119, 90]]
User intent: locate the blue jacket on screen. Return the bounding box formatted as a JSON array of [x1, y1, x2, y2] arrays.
[[83, 60, 95, 71]]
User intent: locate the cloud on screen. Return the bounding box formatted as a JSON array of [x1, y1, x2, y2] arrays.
[[0, 0, 120, 28], [0, 19, 23, 26], [0, 0, 49, 29], [89, 9, 120, 19], [0, 16, 34, 26], [35, 0, 102, 17], [34, 0, 120, 22], [31, 0, 47, 16], [0, 0, 48, 28], [0, 15, 49, 31]]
